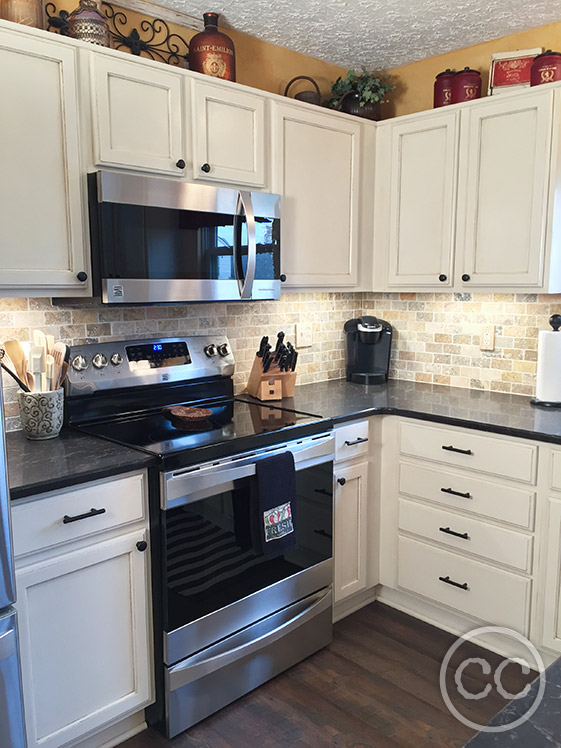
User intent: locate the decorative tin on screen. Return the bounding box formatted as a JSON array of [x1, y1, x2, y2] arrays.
[[488, 49, 542, 95], [531, 50, 561, 86], [188, 12, 236, 82], [433, 69, 454, 107], [67, 0, 109, 47], [451, 67, 482, 103]]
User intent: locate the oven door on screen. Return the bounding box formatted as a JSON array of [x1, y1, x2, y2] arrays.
[[89, 171, 281, 304], [161, 433, 334, 665]]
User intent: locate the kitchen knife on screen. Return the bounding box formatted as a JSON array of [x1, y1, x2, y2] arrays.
[[274, 331, 285, 354], [257, 336, 269, 357], [291, 350, 299, 371], [263, 352, 273, 373], [274, 343, 287, 363]]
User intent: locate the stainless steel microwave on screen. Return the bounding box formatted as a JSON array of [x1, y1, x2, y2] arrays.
[[88, 171, 281, 304]]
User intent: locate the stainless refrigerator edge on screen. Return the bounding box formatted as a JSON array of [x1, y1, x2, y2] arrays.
[[0, 384, 27, 747]]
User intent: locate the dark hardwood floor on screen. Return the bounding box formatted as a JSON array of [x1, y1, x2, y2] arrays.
[[122, 602, 536, 748]]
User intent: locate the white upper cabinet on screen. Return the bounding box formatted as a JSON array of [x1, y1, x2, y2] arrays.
[[90, 53, 185, 175], [377, 110, 459, 288], [0, 27, 89, 296], [190, 79, 266, 187], [272, 102, 362, 288], [457, 89, 554, 288]]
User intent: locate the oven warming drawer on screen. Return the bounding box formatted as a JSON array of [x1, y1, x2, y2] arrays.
[[165, 586, 332, 737]]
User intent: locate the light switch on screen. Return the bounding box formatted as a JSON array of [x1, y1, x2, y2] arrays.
[[296, 322, 313, 348]]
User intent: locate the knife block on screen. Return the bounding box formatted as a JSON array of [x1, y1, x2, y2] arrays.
[[245, 355, 297, 401]]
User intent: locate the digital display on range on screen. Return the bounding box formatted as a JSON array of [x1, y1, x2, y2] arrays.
[[125, 341, 191, 369]]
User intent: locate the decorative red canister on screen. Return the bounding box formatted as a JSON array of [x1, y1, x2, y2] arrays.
[[434, 69, 454, 107], [451, 67, 482, 103], [531, 50, 561, 86]]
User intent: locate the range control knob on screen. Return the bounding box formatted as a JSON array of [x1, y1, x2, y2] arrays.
[[71, 355, 88, 372], [204, 344, 218, 357], [92, 353, 108, 369], [218, 343, 229, 357], [110, 353, 123, 366]]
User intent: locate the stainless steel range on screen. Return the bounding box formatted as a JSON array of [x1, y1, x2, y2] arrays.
[[65, 336, 334, 738]]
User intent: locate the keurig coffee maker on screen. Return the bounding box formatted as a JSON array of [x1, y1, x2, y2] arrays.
[[344, 316, 392, 384]]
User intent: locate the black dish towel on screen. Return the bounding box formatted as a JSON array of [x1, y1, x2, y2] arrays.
[[250, 451, 298, 560]]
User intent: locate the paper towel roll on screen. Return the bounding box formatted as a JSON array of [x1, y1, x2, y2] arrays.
[[536, 330, 561, 403]]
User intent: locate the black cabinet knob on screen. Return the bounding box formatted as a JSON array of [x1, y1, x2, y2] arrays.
[[438, 274, 447, 282], [337, 477, 346, 486], [201, 163, 211, 173], [280, 274, 287, 282], [136, 541, 148, 552], [462, 274, 471, 282], [176, 159, 185, 169], [76, 272, 88, 282]]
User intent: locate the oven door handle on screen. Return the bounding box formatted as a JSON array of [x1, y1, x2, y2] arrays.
[[166, 588, 331, 692], [163, 433, 334, 508]]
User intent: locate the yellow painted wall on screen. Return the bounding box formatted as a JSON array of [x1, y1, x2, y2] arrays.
[[384, 21, 561, 119], [51, 1, 346, 99]]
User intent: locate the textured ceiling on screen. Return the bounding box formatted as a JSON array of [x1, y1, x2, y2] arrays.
[[160, 0, 560, 70]]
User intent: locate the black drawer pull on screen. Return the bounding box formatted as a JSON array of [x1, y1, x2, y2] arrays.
[[314, 529, 333, 539], [345, 437, 369, 447], [442, 445, 473, 455], [439, 526, 470, 540], [337, 477, 347, 486], [63, 507, 106, 524], [439, 575, 469, 591], [441, 487, 472, 499]]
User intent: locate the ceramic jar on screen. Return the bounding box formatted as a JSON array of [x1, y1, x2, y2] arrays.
[[531, 50, 561, 86], [18, 388, 64, 440], [433, 69, 454, 107], [451, 67, 482, 103]]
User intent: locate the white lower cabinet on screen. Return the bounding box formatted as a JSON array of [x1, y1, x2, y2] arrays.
[[333, 459, 369, 603], [541, 496, 561, 653], [13, 472, 153, 748]]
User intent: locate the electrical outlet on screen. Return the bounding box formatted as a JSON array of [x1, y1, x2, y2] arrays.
[[480, 324, 495, 351], [296, 322, 313, 348]]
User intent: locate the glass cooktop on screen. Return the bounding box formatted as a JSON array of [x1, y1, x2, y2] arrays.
[[76, 397, 327, 468]]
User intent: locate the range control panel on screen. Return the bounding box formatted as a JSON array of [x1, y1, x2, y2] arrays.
[[66, 336, 234, 395]]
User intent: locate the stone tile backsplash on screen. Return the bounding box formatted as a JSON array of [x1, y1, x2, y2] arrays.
[[1, 290, 559, 431]]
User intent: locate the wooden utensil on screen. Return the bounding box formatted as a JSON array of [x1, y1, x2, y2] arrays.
[[45, 335, 55, 355], [45, 354, 54, 391], [52, 342, 67, 390], [56, 361, 69, 390], [0, 348, 31, 392], [3, 340, 31, 388], [32, 329, 47, 354]]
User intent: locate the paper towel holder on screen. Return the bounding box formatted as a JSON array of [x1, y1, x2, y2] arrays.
[[531, 314, 561, 408]]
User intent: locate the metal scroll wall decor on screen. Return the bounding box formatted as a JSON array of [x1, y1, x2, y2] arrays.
[[46, 1, 190, 66]]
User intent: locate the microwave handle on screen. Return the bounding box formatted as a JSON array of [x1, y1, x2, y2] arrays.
[[235, 191, 257, 299]]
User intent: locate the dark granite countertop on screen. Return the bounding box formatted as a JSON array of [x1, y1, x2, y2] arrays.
[[7, 427, 155, 501], [465, 657, 561, 747], [10, 378, 561, 501], [271, 378, 561, 444]]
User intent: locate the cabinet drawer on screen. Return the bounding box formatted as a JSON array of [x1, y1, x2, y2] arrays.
[[399, 420, 537, 483], [399, 462, 535, 529], [398, 536, 530, 634], [12, 473, 146, 558], [335, 420, 369, 462], [551, 450, 561, 491], [398, 498, 533, 572]]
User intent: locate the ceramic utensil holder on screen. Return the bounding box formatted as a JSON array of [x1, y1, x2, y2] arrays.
[[245, 356, 297, 401], [17, 388, 64, 440]]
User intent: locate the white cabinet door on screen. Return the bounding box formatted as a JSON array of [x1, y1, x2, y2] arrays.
[[383, 110, 459, 288], [91, 53, 184, 175], [16, 530, 152, 748], [458, 90, 554, 288], [541, 496, 561, 653], [191, 80, 266, 186], [272, 103, 361, 287], [0, 29, 88, 295], [334, 460, 369, 602]]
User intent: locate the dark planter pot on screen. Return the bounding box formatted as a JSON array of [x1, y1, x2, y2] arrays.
[[337, 91, 381, 120]]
